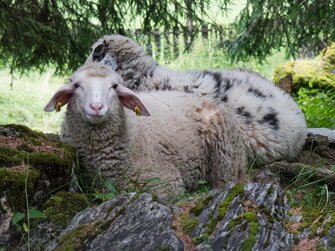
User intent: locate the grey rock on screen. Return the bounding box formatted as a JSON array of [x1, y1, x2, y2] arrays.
[[0, 194, 18, 248], [190, 183, 293, 251], [18, 221, 62, 251], [47, 193, 184, 251], [315, 213, 335, 250], [289, 215, 303, 223], [64, 193, 135, 235], [0, 125, 19, 137], [319, 225, 335, 250], [308, 128, 335, 141], [88, 193, 183, 251]]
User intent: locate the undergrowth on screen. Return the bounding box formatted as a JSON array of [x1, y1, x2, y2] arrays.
[[295, 87, 335, 129], [285, 167, 335, 211]]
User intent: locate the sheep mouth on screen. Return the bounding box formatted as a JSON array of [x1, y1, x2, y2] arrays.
[[85, 113, 106, 123]]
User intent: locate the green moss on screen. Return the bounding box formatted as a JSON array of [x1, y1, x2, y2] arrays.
[[152, 193, 158, 202], [206, 216, 219, 235], [320, 213, 335, 238], [317, 246, 330, 251], [0, 166, 39, 190], [227, 212, 259, 251], [29, 151, 73, 170], [181, 214, 199, 235], [242, 212, 260, 250], [296, 207, 335, 238], [0, 141, 75, 189], [192, 233, 209, 245], [16, 143, 35, 152], [218, 183, 245, 219], [107, 206, 114, 213], [190, 195, 213, 216], [241, 220, 259, 251], [155, 246, 172, 251], [273, 61, 295, 84], [198, 184, 246, 239], [3, 124, 45, 139], [0, 166, 40, 209], [266, 185, 274, 196], [0, 147, 25, 166], [0, 144, 74, 171], [43, 191, 87, 227], [243, 212, 258, 222], [114, 207, 126, 218], [273, 44, 335, 92], [55, 220, 112, 251]]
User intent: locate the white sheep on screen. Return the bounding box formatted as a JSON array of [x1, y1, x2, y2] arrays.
[[44, 63, 246, 197], [85, 35, 308, 163]]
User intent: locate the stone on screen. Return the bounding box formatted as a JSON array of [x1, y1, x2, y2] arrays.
[[273, 44, 335, 93], [46, 193, 184, 251]]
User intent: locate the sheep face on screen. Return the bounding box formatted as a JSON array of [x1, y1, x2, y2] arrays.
[[44, 65, 150, 124], [72, 75, 120, 124]]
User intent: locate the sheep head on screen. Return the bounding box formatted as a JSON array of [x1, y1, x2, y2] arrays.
[[44, 64, 150, 124], [85, 39, 118, 71]]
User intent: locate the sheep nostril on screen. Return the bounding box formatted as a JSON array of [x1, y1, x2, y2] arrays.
[[90, 103, 103, 112]]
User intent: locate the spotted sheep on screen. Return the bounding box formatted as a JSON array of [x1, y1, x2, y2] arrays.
[[45, 63, 247, 197], [85, 35, 307, 164]]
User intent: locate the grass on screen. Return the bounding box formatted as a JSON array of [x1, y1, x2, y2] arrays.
[[0, 69, 65, 133], [165, 36, 288, 80], [295, 87, 335, 129]]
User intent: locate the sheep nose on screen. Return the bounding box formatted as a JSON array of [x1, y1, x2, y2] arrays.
[[90, 103, 103, 112]]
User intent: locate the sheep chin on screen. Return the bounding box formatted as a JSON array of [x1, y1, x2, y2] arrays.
[[83, 113, 108, 124]]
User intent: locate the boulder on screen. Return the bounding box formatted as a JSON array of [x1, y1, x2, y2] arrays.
[[46, 193, 184, 251], [273, 44, 335, 93], [0, 124, 76, 249]]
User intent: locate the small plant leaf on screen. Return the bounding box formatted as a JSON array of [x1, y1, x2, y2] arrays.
[[12, 212, 25, 225], [28, 209, 47, 219], [23, 223, 29, 233], [93, 192, 116, 200], [145, 177, 161, 184], [103, 178, 118, 193], [197, 180, 208, 185]]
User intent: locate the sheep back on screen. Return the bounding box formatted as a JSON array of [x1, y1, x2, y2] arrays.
[[85, 35, 307, 164]]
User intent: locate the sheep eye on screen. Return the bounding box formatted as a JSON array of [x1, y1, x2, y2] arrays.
[[73, 82, 80, 88], [112, 84, 118, 89]]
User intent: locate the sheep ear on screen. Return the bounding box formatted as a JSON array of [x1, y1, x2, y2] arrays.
[[44, 83, 74, 112], [115, 85, 150, 116]]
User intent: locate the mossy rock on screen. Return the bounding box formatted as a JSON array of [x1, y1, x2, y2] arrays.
[[54, 220, 112, 251], [2, 124, 45, 139], [0, 124, 76, 210], [273, 44, 335, 93], [0, 165, 40, 210], [43, 191, 88, 227], [297, 207, 335, 238]]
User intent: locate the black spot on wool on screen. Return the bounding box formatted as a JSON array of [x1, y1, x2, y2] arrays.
[[202, 71, 222, 89], [221, 95, 228, 102], [261, 112, 279, 130], [184, 85, 192, 93], [248, 87, 267, 98], [237, 107, 252, 118], [212, 72, 223, 89], [223, 79, 233, 92]]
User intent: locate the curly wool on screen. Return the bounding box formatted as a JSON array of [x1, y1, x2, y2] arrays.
[[85, 35, 307, 163], [60, 67, 246, 196]]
